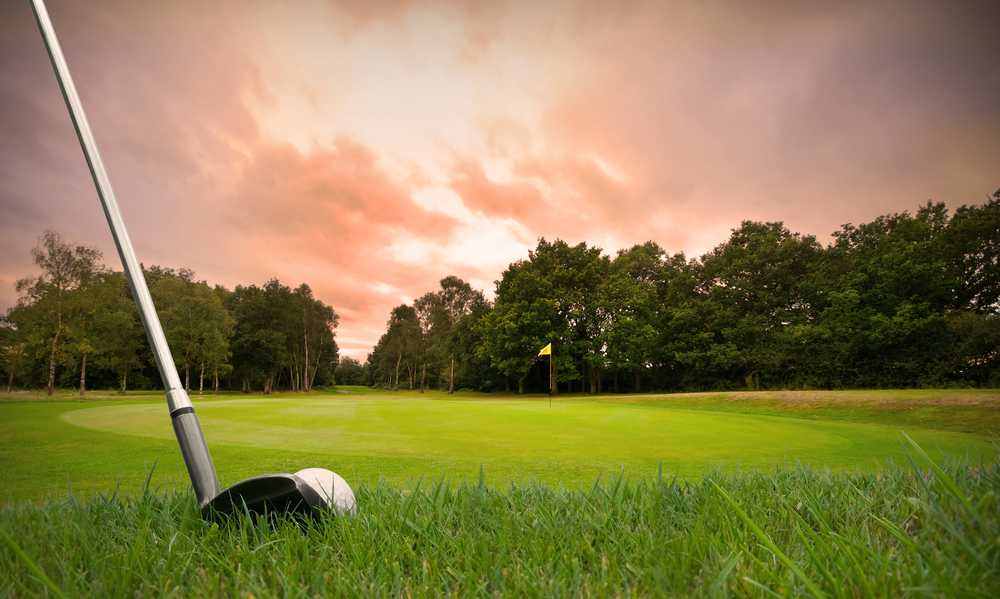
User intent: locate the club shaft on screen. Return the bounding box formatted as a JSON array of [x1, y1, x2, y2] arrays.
[[29, 0, 220, 507]]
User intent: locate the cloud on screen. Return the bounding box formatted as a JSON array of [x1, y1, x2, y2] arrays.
[[2, 0, 999, 359]]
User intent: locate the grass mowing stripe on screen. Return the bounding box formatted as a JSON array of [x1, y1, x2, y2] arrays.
[[710, 480, 827, 599]]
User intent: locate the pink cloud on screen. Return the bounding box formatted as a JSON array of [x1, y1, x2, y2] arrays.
[[2, 0, 998, 360]]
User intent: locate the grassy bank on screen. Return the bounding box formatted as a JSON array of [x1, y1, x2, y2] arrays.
[[1, 434, 997, 597], [582, 389, 1000, 436]]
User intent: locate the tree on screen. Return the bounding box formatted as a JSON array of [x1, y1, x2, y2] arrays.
[[290, 284, 339, 393], [479, 239, 608, 394], [414, 276, 488, 393], [382, 305, 421, 390], [689, 221, 826, 388], [227, 282, 288, 394], [334, 356, 365, 386], [599, 242, 665, 392], [91, 272, 146, 393], [14, 230, 104, 396], [940, 190, 1000, 315], [823, 206, 952, 387], [0, 315, 26, 394], [152, 269, 233, 392]]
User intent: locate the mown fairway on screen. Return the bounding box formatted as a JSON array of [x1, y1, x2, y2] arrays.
[[2, 388, 996, 504]]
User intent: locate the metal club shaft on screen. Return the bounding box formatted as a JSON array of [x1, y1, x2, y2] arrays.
[[29, 0, 221, 507]]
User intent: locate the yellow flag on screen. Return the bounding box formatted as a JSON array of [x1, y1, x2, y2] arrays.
[[538, 343, 552, 356]]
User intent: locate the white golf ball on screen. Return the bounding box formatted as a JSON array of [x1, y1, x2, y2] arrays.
[[294, 467, 357, 515]]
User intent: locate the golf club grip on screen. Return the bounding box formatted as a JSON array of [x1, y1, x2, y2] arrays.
[[172, 410, 222, 508], [29, 0, 222, 504]]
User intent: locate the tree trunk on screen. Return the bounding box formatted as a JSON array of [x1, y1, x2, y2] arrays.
[[420, 361, 426, 393], [505, 377, 510, 392], [590, 363, 597, 394], [79, 352, 87, 396], [199, 362, 205, 395], [551, 359, 559, 395], [47, 326, 61, 396], [394, 351, 402, 391], [308, 338, 323, 391], [214, 368, 219, 395], [120, 368, 127, 395], [448, 357, 455, 394], [184, 361, 190, 391], [517, 375, 526, 394], [303, 328, 310, 392]]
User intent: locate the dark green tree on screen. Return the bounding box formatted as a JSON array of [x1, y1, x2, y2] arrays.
[[478, 239, 608, 394]]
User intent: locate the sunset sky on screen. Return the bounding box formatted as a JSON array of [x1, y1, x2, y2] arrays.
[[2, 0, 998, 360]]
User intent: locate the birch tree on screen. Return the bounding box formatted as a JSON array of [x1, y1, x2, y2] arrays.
[[14, 230, 104, 396]]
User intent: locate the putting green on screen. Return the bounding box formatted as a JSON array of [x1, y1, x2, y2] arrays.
[[61, 395, 992, 488]]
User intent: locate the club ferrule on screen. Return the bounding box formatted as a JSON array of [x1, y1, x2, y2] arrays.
[[166, 388, 194, 414]]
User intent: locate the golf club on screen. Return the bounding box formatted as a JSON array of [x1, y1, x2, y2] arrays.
[[29, 0, 356, 522]]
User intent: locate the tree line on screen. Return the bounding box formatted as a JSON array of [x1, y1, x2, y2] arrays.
[[364, 192, 1000, 393], [1, 230, 340, 395]]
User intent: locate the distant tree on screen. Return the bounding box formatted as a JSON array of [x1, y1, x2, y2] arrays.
[[14, 230, 104, 396], [824, 206, 951, 387], [478, 239, 607, 394], [414, 276, 488, 393], [152, 269, 233, 392], [227, 282, 288, 394], [334, 356, 365, 386], [940, 190, 1000, 314], [476, 299, 552, 393], [0, 315, 26, 394], [687, 221, 826, 389], [291, 284, 339, 392], [599, 242, 664, 392], [382, 305, 421, 390], [91, 272, 146, 393]]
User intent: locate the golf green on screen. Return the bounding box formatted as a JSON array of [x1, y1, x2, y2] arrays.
[[49, 394, 991, 493]]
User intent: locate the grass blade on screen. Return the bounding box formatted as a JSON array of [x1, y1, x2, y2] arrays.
[[710, 480, 826, 599], [0, 524, 69, 599]]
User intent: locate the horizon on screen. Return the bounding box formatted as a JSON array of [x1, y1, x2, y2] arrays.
[[2, 0, 998, 361]]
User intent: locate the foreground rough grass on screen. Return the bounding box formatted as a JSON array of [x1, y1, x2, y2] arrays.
[[2, 436, 997, 598]]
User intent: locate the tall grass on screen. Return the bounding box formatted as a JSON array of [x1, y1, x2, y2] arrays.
[[2, 436, 997, 598]]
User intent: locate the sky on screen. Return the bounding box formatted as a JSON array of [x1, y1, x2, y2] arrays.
[[2, 0, 998, 361]]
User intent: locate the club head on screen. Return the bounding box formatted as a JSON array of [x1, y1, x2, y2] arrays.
[[203, 468, 356, 524]]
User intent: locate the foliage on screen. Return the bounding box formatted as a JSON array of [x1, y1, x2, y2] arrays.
[[225, 279, 339, 394], [10, 230, 104, 396], [6, 188, 1000, 394], [5, 234, 338, 395], [334, 356, 365, 386], [391, 192, 1000, 392], [369, 277, 492, 393]]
